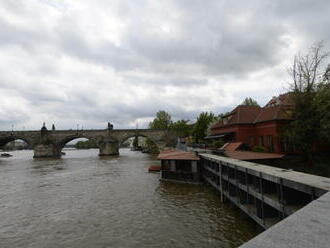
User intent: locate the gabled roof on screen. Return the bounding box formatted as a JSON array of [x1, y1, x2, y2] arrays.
[[221, 142, 243, 151], [211, 93, 295, 132], [211, 105, 261, 130], [265, 92, 294, 107], [226, 105, 262, 124], [254, 93, 294, 123], [254, 105, 294, 123]]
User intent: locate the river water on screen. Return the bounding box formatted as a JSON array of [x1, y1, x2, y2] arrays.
[[0, 148, 260, 248]]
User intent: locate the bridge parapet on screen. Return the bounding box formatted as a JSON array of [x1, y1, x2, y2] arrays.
[[0, 128, 173, 158]]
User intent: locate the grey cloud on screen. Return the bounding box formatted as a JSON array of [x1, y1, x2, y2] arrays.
[[0, 0, 330, 130]]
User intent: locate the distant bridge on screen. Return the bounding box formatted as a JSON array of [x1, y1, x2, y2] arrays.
[[0, 126, 172, 158]]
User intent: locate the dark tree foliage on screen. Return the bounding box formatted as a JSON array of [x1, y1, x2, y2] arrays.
[[289, 42, 329, 162], [192, 112, 216, 142], [145, 138, 159, 153], [170, 120, 191, 137], [75, 140, 98, 149], [316, 82, 330, 143], [133, 136, 139, 148], [241, 97, 259, 106]]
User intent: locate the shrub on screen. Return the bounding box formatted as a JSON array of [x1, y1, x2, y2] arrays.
[[252, 145, 268, 153], [213, 140, 225, 148]]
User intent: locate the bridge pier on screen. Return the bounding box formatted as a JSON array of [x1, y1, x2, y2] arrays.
[[33, 144, 61, 158], [99, 141, 119, 156]]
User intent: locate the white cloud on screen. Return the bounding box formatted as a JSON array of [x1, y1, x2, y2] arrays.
[[0, 0, 330, 130]]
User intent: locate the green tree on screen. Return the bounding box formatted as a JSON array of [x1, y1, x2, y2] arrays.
[[192, 112, 216, 143], [241, 97, 259, 106], [316, 80, 330, 143], [75, 139, 98, 149], [132, 136, 139, 148], [170, 120, 191, 137], [149, 110, 172, 129], [145, 138, 159, 153], [289, 42, 329, 163]]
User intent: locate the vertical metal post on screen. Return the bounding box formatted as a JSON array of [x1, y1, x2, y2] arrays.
[[279, 178, 285, 218], [260, 172, 265, 225], [235, 165, 239, 203], [245, 168, 249, 204], [219, 162, 223, 203], [311, 187, 316, 201]]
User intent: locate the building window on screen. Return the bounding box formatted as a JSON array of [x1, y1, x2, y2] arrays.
[[267, 135, 274, 152], [259, 136, 264, 146], [249, 136, 254, 147], [176, 160, 192, 172], [280, 136, 295, 153]]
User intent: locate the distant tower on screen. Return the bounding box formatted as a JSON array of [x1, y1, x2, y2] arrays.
[[52, 124, 55, 131]]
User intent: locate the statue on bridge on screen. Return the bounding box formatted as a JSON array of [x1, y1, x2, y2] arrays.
[[41, 122, 47, 131], [107, 122, 114, 130]]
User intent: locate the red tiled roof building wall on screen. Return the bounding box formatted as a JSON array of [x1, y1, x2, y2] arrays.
[[210, 93, 294, 153]]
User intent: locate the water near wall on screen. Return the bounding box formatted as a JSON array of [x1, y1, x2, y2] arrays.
[[0, 149, 260, 248]]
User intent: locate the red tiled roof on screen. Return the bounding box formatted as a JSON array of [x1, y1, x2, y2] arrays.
[[254, 105, 294, 123], [211, 93, 295, 131], [222, 142, 243, 151], [225, 151, 284, 161], [157, 150, 200, 161], [211, 120, 224, 129], [211, 105, 261, 131], [226, 105, 261, 124], [265, 92, 294, 107]]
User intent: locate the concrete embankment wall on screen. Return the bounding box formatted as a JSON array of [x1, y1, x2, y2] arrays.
[[200, 153, 330, 230], [240, 191, 330, 248]]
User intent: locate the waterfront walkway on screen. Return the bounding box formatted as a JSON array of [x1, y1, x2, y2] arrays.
[[240, 191, 330, 248], [199, 153, 330, 247]]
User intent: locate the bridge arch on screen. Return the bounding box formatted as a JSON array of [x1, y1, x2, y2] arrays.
[[119, 134, 157, 146], [118, 133, 166, 153], [58, 135, 98, 149], [0, 136, 33, 149]]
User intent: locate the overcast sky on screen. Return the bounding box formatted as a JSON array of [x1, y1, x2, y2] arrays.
[[1, 0, 330, 130]]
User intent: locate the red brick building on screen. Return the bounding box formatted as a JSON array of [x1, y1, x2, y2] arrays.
[[210, 93, 294, 153]]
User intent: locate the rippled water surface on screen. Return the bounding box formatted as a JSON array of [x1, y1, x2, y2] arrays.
[[0, 149, 261, 248]]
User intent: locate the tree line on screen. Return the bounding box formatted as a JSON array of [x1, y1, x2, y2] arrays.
[[148, 96, 260, 145], [148, 42, 330, 164]]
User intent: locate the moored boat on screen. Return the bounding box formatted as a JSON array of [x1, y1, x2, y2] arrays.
[[1, 153, 13, 157], [148, 165, 161, 172]]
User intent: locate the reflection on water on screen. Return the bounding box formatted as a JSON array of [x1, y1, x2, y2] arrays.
[[0, 149, 260, 248]]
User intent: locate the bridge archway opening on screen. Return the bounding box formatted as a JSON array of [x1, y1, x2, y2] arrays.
[[0, 137, 31, 151], [60, 137, 98, 151], [120, 135, 160, 154]]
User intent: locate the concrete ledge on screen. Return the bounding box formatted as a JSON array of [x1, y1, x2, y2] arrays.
[[200, 153, 330, 193], [159, 179, 202, 185], [240, 192, 330, 248]]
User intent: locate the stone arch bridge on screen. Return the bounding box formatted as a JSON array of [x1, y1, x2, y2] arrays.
[[0, 128, 174, 158]]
